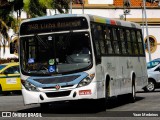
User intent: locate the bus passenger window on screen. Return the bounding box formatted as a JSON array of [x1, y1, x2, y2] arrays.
[[119, 29, 127, 54], [104, 27, 113, 54], [137, 31, 144, 55], [126, 30, 132, 55], [112, 28, 120, 54], [91, 24, 101, 62], [131, 30, 138, 55], [95, 25, 105, 55]]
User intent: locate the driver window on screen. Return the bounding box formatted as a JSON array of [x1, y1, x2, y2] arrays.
[[3, 66, 20, 74], [13, 66, 20, 74], [3, 67, 14, 74]]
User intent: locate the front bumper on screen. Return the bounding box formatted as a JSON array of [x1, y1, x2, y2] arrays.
[[22, 82, 98, 105]]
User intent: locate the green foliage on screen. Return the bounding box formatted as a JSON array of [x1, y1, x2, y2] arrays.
[[29, 0, 46, 17], [55, 0, 70, 13], [24, 0, 70, 18]]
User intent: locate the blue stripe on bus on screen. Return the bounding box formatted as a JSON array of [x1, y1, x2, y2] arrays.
[[26, 72, 88, 88], [106, 19, 110, 24]]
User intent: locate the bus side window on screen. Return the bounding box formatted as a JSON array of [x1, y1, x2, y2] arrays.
[[97, 25, 105, 55], [91, 24, 101, 63], [104, 27, 113, 54], [131, 30, 139, 55], [126, 30, 132, 55], [137, 31, 144, 55], [112, 28, 120, 54], [119, 29, 127, 54]]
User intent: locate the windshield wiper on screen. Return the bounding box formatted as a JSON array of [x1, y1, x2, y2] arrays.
[[65, 31, 73, 44], [35, 34, 48, 49]]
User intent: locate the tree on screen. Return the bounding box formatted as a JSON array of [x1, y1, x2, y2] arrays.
[[0, 0, 15, 54], [24, 0, 70, 18], [0, 0, 70, 55]]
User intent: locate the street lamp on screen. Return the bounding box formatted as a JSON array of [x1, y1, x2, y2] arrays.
[[143, 0, 152, 62], [123, 0, 131, 21]]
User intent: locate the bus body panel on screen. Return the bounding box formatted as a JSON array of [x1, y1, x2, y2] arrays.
[[101, 56, 148, 97]]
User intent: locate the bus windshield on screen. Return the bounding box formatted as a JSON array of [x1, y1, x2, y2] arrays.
[[20, 32, 92, 75]]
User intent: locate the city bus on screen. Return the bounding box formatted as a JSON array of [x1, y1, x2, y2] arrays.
[[18, 14, 148, 109]]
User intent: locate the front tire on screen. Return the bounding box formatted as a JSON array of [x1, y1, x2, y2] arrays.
[[95, 82, 109, 111], [128, 83, 136, 103]]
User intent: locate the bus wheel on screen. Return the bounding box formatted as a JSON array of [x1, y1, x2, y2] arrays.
[[95, 84, 109, 110], [100, 81, 109, 110], [40, 103, 50, 112], [129, 83, 136, 103]]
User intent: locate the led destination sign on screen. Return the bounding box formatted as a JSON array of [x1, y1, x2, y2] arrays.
[[20, 17, 88, 35]]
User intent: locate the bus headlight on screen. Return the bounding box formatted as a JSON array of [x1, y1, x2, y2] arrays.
[[77, 73, 95, 88], [21, 80, 39, 92]]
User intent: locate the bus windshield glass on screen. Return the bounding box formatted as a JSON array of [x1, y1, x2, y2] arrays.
[[20, 32, 92, 75]]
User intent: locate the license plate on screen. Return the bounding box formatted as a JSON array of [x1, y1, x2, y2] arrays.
[[6, 78, 17, 84], [79, 90, 91, 95]]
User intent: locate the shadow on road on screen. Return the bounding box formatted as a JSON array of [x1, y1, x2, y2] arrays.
[[137, 89, 160, 93], [106, 95, 144, 109], [0, 91, 22, 96], [17, 95, 145, 115]]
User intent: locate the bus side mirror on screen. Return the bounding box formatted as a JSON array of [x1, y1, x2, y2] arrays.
[[10, 42, 15, 54]]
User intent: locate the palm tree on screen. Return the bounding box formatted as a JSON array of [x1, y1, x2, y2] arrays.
[[23, 0, 70, 18], [0, 0, 70, 56], [0, 0, 14, 54]]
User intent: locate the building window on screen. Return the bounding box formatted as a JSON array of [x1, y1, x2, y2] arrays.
[[145, 35, 157, 54]]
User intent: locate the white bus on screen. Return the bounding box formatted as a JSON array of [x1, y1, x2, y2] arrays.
[[19, 14, 148, 109]]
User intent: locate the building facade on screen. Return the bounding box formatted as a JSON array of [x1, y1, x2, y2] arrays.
[[68, 0, 160, 62]]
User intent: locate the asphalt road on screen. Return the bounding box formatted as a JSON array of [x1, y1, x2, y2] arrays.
[[0, 89, 160, 120]]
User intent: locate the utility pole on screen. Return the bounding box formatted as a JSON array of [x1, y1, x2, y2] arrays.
[[82, 0, 84, 14], [143, 0, 152, 61], [141, 4, 145, 39], [70, 0, 72, 14]]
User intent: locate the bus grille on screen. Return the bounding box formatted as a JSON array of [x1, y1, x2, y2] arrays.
[[33, 75, 80, 84], [42, 85, 74, 89], [45, 91, 71, 98]]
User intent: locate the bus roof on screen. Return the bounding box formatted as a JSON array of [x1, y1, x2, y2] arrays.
[[87, 14, 141, 29], [21, 14, 141, 29]]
